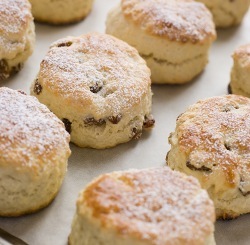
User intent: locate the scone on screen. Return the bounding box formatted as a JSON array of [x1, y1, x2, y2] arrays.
[[69, 167, 216, 245], [106, 0, 216, 84], [29, 0, 94, 25], [195, 0, 250, 28], [167, 95, 250, 219], [0, 87, 71, 217], [0, 0, 35, 81], [31, 33, 154, 149], [229, 43, 250, 97]]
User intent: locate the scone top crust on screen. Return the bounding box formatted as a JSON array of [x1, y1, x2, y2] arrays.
[[0, 0, 33, 58], [175, 95, 250, 194], [232, 43, 250, 67], [36, 33, 151, 117], [79, 167, 215, 244], [0, 87, 71, 174], [121, 0, 216, 44]]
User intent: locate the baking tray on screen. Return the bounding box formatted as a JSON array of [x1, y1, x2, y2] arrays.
[[0, 0, 249, 244]]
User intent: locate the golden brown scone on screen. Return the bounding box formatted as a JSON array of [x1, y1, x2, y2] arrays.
[[69, 167, 216, 245], [31, 32, 154, 149], [28, 0, 94, 25], [167, 95, 250, 219], [0, 0, 35, 81], [230, 43, 250, 97], [195, 0, 250, 28], [0, 87, 71, 217], [106, 0, 216, 84]]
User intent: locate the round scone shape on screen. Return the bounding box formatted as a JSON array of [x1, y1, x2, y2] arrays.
[[0, 0, 35, 81], [0, 87, 71, 217], [106, 0, 216, 84], [195, 0, 250, 28], [28, 0, 94, 24], [167, 95, 250, 219], [69, 167, 215, 245], [230, 43, 250, 97], [31, 33, 154, 149]]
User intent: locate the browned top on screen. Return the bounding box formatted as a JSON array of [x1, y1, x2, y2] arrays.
[[233, 43, 250, 66], [79, 167, 215, 244], [121, 0, 216, 43], [37, 33, 151, 116], [0, 0, 33, 58], [177, 95, 250, 188], [0, 87, 71, 173]]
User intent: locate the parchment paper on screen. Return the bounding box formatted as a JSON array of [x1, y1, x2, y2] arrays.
[[0, 0, 249, 244]]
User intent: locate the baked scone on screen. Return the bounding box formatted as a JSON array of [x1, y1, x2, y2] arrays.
[[29, 0, 94, 25], [195, 0, 250, 28], [0, 87, 71, 217], [69, 167, 216, 245], [30, 33, 154, 149], [106, 0, 216, 84], [229, 43, 250, 97], [0, 0, 35, 81], [167, 95, 250, 219]]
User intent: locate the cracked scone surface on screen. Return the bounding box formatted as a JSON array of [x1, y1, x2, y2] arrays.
[[69, 167, 215, 245], [0, 0, 35, 81], [0, 87, 71, 217], [31, 33, 154, 149], [195, 0, 250, 28], [167, 95, 250, 219], [230, 43, 250, 97], [106, 0, 216, 84], [28, 0, 93, 25]]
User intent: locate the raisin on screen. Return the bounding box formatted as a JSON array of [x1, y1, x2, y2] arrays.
[[57, 41, 72, 47], [186, 161, 211, 172], [90, 83, 102, 93], [84, 117, 106, 126], [33, 79, 42, 95], [108, 114, 122, 124], [18, 90, 26, 95], [132, 127, 142, 140], [0, 59, 9, 80], [62, 118, 72, 134], [143, 115, 155, 128]]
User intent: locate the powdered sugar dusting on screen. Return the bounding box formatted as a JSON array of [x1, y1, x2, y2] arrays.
[[0, 0, 32, 58], [0, 88, 70, 171], [82, 167, 215, 244], [38, 33, 151, 116], [177, 95, 250, 186], [122, 0, 216, 43]]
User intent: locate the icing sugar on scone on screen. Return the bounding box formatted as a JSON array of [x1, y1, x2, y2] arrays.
[[69, 167, 216, 245], [0, 0, 35, 81], [167, 95, 250, 219], [0, 87, 71, 217], [106, 0, 216, 84], [31, 33, 154, 149]]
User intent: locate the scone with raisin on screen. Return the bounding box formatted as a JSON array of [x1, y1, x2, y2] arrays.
[[69, 167, 216, 245], [31, 33, 154, 149], [0, 87, 71, 217], [167, 95, 250, 219], [0, 0, 35, 81], [106, 0, 216, 84], [28, 0, 94, 25], [229, 43, 250, 97]]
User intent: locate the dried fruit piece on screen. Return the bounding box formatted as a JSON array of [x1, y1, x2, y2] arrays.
[[57, 41, 72, 47], [62, 118, 72, 134], [143, 115, 155, 128], [84, 117, 106, 126], [33, 79, 43, 95], [132, 127, 142, 140], [186, 161, 212, 172], [90, 82, 102, 93], [108, 114, 122, 124]]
